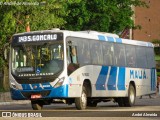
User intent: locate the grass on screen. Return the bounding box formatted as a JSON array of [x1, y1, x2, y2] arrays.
[[155, 56, 160, 61]]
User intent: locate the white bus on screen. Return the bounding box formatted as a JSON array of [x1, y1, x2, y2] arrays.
[[9, 29, 157, 110]]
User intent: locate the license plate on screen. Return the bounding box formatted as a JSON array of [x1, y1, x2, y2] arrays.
[[31, 94, 42, 99]]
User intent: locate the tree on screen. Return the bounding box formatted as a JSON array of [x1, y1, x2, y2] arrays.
[[64, 0, 147, 34], [0, 0, 68, 90], [0, 0, 147, 90]]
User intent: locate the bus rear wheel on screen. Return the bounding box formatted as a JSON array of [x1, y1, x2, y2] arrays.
[[31, 100, 43, 110], [75, 86, 87, 110], [124, 84, 136, 107]]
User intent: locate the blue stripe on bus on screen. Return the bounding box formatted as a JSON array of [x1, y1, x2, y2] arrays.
[[115, 38, 122, 43], [107, 67, 117, 90], [151, 69, 156, 91], [96, 66, 109, 90], [10, 88, 27, 100], [22, 84, 32, 90], [151, 69, 153, 91], [117, 67, 125, 90], [49, 84, 68, 97], [31, 84, 43, 90], [152, 69, 154, 91], [98, 35, 106, 41], [154, 69, 156, 91], [107, 37, 114, 42]]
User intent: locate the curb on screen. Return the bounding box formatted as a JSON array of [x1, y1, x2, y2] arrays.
[[0, 100, 30, 105], [0, 92, 30, 105]]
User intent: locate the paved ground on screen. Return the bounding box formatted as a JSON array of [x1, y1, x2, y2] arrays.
[[0, 92, 160, 105], [0, 92, 30, 105], [0, 93, 160, 120]]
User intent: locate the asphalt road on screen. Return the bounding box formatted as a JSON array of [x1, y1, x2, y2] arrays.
[[0, 95, 160, 119]]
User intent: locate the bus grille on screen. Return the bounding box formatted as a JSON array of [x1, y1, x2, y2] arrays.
[[13, 76, 58, 84], [12, 73, 61, 84]]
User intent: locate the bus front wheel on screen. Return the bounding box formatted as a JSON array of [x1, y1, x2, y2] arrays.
[[31, 100, 43, 110], [75, 86, 87, 110]]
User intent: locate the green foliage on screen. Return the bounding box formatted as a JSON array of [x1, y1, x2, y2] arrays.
[[64, 0, 147, 33], [155, 56, 160, 61], [152, 39, 160, 45], [0, 0, 147, 70], [0, 0, 67, 69], [157, 71, 160, 77], [0, 87, 6, 92]]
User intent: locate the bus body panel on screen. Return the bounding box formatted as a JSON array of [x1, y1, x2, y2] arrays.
[[68, 65, 157, 97]]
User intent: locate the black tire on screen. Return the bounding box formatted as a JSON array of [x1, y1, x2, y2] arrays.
[[75, 86, 87, 110], [31, 101, 43, 110], [87, 101, 97, 107], [124, 84, 136, 107]]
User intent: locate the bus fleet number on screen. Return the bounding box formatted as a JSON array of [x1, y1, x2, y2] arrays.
[[82, 73, 89, 77]]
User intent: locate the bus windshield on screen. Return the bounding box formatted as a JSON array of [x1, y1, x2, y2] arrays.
[[11, 41, 64, 77]]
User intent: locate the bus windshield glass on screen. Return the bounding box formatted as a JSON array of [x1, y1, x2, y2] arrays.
[[11, 41, 64, 77]]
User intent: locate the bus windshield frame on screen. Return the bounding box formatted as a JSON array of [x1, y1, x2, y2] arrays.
[[11, 32, 64, 81]]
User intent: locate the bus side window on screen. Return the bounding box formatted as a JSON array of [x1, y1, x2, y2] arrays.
[[126, 45, 136, 67], [102, 42, 114, 66], [79, 40, 91, 65], [67, 46, 79, 75], [90, 41, 103, 65], [114, 44, 126, 66], [70, 46, 78, 64]]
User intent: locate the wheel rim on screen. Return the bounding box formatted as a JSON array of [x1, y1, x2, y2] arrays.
[[81, 91, 87, 108], [130, 89, 135, 104]]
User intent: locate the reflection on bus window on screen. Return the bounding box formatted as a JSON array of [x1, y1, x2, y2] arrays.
[[102, 42, 114, 65], [67, 46, 79, 75], [11, 42, 64, 76]]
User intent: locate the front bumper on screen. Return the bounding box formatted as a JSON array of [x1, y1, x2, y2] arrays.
[[10, 84, 68, 100]]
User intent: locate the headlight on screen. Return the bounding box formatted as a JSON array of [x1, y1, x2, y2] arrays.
[[10, 82, 18, 89], [54, 77, 65, 88]]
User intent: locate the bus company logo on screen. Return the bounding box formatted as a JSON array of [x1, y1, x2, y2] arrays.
[[2, 112, 11, 117], [42, 85, 51, 88], [130, 69, 147, 80], [2, 112, 42, 117]]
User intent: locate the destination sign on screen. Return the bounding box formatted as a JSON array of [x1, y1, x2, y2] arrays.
[[12, 32, 63, 45], [18, 34, 57, 42], [16, 67, 34, 73]]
